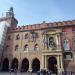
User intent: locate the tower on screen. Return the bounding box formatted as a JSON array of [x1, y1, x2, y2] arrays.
[[0, 7, 18, 61], [0, 7, 18, 28]]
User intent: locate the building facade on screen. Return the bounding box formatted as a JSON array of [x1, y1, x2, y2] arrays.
[[0, 7, 75, 73]]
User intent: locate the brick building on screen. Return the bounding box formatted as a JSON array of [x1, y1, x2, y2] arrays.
[[0, 7, 75, 73]]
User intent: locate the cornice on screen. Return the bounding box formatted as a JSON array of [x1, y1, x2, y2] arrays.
[[7, 20, 75, 33]]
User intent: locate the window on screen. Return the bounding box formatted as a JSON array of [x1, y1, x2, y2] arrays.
[[34, 32, 38, 38], [34, 44, 39, 50], [7, 35, 11, 40], [15, 45, 19, 51], [32, 32, 38, 42], [24, 44, 28, 52], [30, 32, 38, 42], [25, 33, 29, 39], [16, 34, 20, 40], [6, 45, 9, 51]]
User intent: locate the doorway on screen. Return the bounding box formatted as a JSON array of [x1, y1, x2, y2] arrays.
[[48, 56, 57, 74]]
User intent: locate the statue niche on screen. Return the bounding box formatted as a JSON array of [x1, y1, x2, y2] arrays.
[[48, 37, 57, 49], [63, 39, 70, 51]]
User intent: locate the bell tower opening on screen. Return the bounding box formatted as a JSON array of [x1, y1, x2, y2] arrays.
[[5, 7, 18, 28], [6, 7, 14, 18], [0, 7, 18, 28]]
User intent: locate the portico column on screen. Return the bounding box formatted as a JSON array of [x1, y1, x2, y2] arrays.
[[60, 56, 64, 71], [41, 55, 44, 69], [45, 55, 47, 70], [18, 60, 21, 72], [44, 35, 46, 49], [29, 61, 32, 72], [57, 34, 61, 49], [57, 56, 60, 73], [9, 60, 11, 71]]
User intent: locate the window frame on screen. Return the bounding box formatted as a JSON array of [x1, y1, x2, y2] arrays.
[[24, 44, 28, 52], [24, 33, 29, 39], [34, 44, 39, 51], [15, 45, 19, 51], [7, 35, 11, 40], [16, 34, 20, 40]]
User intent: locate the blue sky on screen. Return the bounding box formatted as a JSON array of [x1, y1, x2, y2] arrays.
[[0, 0, 75, 26]]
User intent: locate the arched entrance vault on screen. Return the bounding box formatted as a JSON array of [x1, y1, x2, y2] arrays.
[[48, 56, 57, 74], [2, 58, 9, 72], [32, 58, 40, 72], [21, 58, 29, 72], [11, 58, 18, 71]]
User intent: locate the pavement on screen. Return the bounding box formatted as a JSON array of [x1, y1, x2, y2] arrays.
[[0, 72, 37, 75]]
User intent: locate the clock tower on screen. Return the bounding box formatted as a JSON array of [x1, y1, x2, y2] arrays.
[[0, 7, 18, 28]]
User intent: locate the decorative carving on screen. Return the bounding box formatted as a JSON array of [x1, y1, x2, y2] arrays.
[[49, 37, 57, 49]]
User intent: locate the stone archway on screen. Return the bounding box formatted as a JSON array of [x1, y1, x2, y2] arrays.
[[21, 58, 29, 72], [11, 58, 18, 71], [48, 56, 57, 74], [2, 58, 9, 72], [32, 58, 40, 72]]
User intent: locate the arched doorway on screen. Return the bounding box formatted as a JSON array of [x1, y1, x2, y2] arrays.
[[11, 58, 18, 71], [2, 58, 9, 72], [32, 58, 40, 72], [21, 58, 29, 72], [48, 56, 57, 74]]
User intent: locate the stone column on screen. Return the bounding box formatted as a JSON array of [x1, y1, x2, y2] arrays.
[[57, 56, 60, 73], [45, 55, 47, 70], [43, 34, 47, 49], [9, 60, 12, 71], [57, 34, 61, 49], [29, 60, 32, 72], [57, 55, 64, 73], [41, 55, 44, 69], [60, 56, 64, 71], [18, 59, 21, 72]]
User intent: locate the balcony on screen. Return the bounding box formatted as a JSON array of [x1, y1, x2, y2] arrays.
[[42, 45, 62, 55]]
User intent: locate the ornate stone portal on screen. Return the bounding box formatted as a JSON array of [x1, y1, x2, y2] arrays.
[[41, 29, 64, 73]]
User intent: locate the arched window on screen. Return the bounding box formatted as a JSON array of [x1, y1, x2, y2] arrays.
[[24, 44, 28, 52], [33, 32, 38, 41], [34, 32, 38, 38], [34, 44, 39, 50], [15, 45, 19, 51], [24, 33, 29, 39], [63, 39, 70, 51], [16, 34, 20, 40], [6, 45, 9, 51], [7, 35, 11, 40]]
